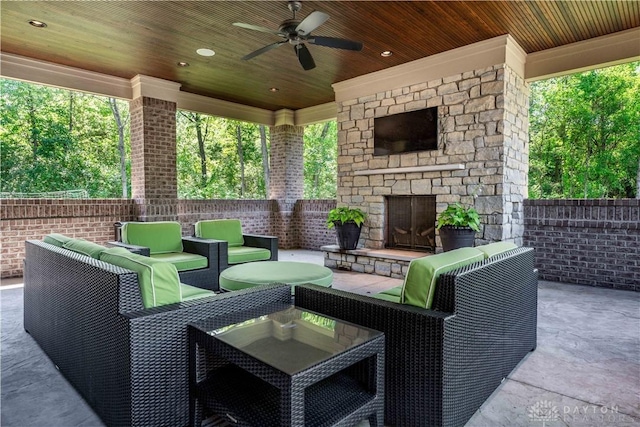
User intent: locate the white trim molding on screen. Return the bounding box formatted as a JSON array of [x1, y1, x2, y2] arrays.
[[274, 109, 296, 126], [526, 27, 640, 81], [353, 164, 465, 176], [0, 52, 132, 99], [295, 102, 337, 125], [130, 75, 181, 103], [178, 91, 274, 125]]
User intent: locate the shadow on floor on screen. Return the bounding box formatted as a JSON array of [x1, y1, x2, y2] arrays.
[[2, 250, 638, 426]]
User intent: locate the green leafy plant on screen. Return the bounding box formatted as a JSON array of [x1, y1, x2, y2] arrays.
[[436, 203, 481, 232], [326, 206, 367, 229]]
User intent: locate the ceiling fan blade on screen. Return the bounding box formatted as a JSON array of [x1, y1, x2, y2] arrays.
[[309, 36, 363, 51], [233, 22, 284, 37], [295, 44, 316, 70], [295, 11, 329, 35], [242, 41, 286, 60]]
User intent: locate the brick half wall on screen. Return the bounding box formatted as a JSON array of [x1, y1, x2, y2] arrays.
[[0, 199, 136, 278], [524, 199, 640, 291]]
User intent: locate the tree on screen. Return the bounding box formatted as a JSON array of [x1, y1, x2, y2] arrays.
[[529, 62, 640, 199], [109, 98, 129, 197], [1, 79, 130, 198], [303, 120, 337, 198]]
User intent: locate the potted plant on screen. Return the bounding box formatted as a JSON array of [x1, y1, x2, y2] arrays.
[[436, 202, 481, 252], [326, 206, 367, 250]]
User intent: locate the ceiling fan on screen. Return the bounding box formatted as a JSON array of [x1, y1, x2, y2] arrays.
[[233, 1, 363, 71]]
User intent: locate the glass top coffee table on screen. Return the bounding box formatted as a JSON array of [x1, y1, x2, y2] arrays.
[[188, 305, 384, 426]]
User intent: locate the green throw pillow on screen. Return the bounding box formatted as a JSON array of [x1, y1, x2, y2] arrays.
[[62, 238, 106, 259], [100, 247, 182, 308], [475, 241, 518, 259], [122, 221, 183, 255], [401, 247, 485, 309], [195, 219, 244, 247], [43, 233, 73, 247]]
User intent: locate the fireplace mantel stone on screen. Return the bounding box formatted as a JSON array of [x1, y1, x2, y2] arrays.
[[353, 164, 464, 176]]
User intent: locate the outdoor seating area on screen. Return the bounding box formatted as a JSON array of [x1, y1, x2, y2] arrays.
[[1, 249, 640, 426]]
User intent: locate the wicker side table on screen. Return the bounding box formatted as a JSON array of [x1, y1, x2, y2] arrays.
[[188, 306, 384, 426]]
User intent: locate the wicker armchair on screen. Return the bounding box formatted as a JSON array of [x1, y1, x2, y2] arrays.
[[295, 247, 538, 427], [110, 221, 220, 291], [24, 240, 291, 427]]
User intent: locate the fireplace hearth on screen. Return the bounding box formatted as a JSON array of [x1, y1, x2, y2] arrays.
[[385, 196, 436, 251]]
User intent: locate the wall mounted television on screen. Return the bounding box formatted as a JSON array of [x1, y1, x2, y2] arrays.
[[374, 107, 438, 156]]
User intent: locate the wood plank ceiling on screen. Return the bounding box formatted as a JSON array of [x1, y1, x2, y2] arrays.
[[1, 1, 638, 111]]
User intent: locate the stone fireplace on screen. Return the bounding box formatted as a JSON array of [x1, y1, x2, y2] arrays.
[[325, 36, 529, 277], [385, 196, 436, 252]]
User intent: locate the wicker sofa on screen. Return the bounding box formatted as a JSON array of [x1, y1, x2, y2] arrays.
[[295, 247, 538, 427], [24, 240, 291, 427]]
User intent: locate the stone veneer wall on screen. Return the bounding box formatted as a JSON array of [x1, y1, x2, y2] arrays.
[[524, 199, 640, 291], [336, 64, 530, 250]]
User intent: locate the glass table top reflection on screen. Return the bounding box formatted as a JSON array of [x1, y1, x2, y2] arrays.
[[205, 306, 382, 375]]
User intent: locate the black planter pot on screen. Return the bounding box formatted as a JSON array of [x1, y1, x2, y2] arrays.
[[439, 226, 476, 252], [334, 221, 362, 250]]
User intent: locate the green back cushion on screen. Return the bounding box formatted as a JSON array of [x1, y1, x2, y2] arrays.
[[195, 219, 244, 247], [401, 247, 485, 309], [62, 239, 106, 259], [476, 241, 518, 259], [122, 221, 183, 254], [100, 247, 182, 308], [43, 233, 73, 247]]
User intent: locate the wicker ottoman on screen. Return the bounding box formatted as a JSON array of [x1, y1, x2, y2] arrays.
[[219, 261, 333, 294]]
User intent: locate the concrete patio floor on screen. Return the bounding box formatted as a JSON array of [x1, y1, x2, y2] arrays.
[[1, 249, 639, 426]]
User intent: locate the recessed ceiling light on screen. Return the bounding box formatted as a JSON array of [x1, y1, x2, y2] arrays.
[[177, 61, 190, 67], [28, 20, 47, 28], [269, 87, 279, 92], [196, 48, 215, 57], [381, 50, 393, 57]]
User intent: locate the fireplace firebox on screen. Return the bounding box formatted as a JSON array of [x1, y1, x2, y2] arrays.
[[385, 196, 436, 251]]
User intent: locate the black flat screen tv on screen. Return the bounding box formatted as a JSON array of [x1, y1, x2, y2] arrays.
[[374, 107, 438, 156]]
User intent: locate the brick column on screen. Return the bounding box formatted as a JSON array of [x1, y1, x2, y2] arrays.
[[129, 76, 181, 221], [269, 124, 304, 248]]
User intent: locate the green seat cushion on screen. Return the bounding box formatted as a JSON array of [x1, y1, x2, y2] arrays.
[[100, 247, 182, 308], [219, 261, 333, 293], [228, 246, 272, 264], [122, 221, 183, 254], [62, 238, 106, 259], [151, 252, 208, 271], [43, 233, 73, 247], [401, 247, 484, 309], [180, 283, 215, 301], [476, 241, 518, 259], [195, 219, 244, 247]]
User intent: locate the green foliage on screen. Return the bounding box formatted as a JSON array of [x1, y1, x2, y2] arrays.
[[326, 206, 367, 228], [0, 79, 130, 198], [176, 113, 267, 199], [436, 203, 481, 232], [304, 121, 337, 199], [529, 62, 640, 199]]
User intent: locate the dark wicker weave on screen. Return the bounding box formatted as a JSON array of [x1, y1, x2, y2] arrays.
[[109, 236, 221, 291], [188, 308, 385, 427], [295, 247, 538, 427], [24, 240, 292, 427]]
